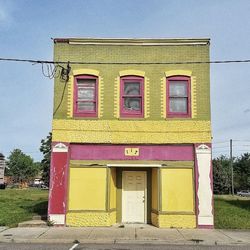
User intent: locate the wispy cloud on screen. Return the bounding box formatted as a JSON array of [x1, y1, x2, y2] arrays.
[[0, 0, 14, 28], [0, 7, 7, 22], [244, 108, 250, 114]]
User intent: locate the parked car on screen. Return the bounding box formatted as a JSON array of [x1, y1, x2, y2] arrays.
[[41, 184, 49, 190], [33, 178, 44, 187], [237, 190, 250, 197]]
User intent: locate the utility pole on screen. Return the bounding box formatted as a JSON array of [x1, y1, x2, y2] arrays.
[[230, 139, 234, 195]]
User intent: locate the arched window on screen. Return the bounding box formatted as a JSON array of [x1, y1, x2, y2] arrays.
[[166, 76, 191, 118], [73, 75, 98, 117], [120, 76, 144, 118]]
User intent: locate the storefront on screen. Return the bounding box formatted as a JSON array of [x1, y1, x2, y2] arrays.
[[48, 143, 213, 228]]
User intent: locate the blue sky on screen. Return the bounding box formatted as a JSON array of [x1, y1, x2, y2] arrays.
[[1, 0, 250, 160]]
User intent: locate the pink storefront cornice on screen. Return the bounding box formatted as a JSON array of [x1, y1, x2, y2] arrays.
[[70, 144, 194, 161]]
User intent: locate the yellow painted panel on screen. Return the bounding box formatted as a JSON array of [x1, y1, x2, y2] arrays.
[[119, 69, 145, 77], [52, 119, 212, 144], [110, 211, 117, 225], [110, 168, 116, 210], [152, 168, 158, 210], [158, 214, 196, 228], [144, 77, 150, 118], [165, 70, 192, 77], [161, 168, 194, 212], [113, 77, 120, 118], [160, 77, 167, 118], [66, 211, 115, 227], [67, 76, 74, 118], [68, 168, 106, 210], [53, 119, 211, 132], [72, 69, 99, 76], [191, 76, 197, 118], [53, 130, 211, 144]]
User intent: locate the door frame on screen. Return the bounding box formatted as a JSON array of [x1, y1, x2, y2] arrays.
[[122, 170, 147, 223]]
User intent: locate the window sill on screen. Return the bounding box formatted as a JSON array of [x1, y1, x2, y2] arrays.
[[165, 117, 193, 120], [73, 117, 99, 120], [118, 117, 146, 121]]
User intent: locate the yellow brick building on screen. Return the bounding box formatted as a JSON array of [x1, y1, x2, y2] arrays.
[[48, 38, 213, 228]]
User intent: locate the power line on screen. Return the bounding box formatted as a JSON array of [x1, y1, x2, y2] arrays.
[[213, 140, 250, 144], [212, 150, 230, 153], [2, 57, 250, 65], [213, 146, 229, 149], [53, 79, 67, 116], [233, 139, 250, 142], [53, 62, 71, 116], [212, 141, 228, 144], [213, 144, 250, 149]]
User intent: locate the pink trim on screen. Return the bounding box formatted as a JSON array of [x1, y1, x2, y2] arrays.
[[48, 143, 54, 217], [70, 144, 194, 161], [73, 75, 98, 117], [194, 144, 199, 228], [64, 145, 71, 217], [198, 225, 214, 229], [120, 76, 144, 118], [48, 142, 69, 218], [166, 76, 191, 118]]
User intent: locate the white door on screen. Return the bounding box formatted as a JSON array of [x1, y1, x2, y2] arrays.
[[122, 171, 146, 223]]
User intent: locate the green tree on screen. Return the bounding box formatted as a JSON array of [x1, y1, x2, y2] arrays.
[[213, 155, 231, 194], [6, 149, 39, 183], [40, 132, 52, 185], [234, 153, 250, 191]]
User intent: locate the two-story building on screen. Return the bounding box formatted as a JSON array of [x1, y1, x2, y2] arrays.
[[48, 38, 213, 229]]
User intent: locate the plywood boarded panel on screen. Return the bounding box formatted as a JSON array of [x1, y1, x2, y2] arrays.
[[161, 168, 194, 213], [68, 168, 106, 210]]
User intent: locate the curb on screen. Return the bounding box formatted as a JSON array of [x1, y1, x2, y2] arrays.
[[0, 238, 249, 246]]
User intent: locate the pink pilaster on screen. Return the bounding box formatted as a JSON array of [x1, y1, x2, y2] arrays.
[[48, 142, 69, 225]]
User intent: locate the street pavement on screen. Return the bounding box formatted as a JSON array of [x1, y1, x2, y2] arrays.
[[0, 224, 249, 248], [0, 243, 250, 250]]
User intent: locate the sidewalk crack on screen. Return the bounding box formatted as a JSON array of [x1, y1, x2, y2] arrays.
[[176, 228, 186, 240], [36, 227, 50, 239], [87, 228, 94, 239], [218, 229, 235, 241], [0, 228, 9, 234]]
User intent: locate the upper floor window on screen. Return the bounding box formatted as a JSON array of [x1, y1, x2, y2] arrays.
[[167, 76, 191, 118], [74, 75, 98, 117], [120, 76, 144, 118]]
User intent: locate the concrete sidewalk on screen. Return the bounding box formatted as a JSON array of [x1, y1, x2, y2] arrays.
[[0, 225, 249, 246]]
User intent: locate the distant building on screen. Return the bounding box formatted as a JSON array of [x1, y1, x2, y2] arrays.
[[0, 153, 6, 189], [48, 38, 213, 228]]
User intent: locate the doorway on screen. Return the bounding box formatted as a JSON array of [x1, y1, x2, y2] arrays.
[[122, 171, 147, 223]]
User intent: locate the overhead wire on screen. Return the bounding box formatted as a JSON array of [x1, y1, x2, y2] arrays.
[[53, 62, 71, 116], [53, 79, 67, 116], [3, 56, 250, 157], [2, 56, 250, 130], [212, 141, 228, 144], [2, 57, 250, 65]]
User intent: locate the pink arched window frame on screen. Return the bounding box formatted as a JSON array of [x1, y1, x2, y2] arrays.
[[166, 75, 191, 118], [73, 75, 98, 117], [120, 76, 144, 118]]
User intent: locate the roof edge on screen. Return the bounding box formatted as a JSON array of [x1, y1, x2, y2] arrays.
[[53, 37, 210, 46]]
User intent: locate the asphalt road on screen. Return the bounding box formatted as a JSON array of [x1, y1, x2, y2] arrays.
[[0, 243, 249, 250]]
